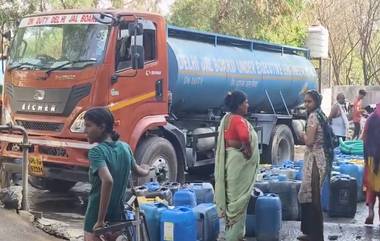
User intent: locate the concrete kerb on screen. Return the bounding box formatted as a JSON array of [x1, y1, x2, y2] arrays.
[[33, 216, 83, 240], [18, 210, 35, 222]]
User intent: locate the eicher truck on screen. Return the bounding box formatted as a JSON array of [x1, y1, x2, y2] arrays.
[[0, 10, 317, 191]]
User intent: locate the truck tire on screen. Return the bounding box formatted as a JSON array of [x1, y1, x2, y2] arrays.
[[268, 124, 294, 165], [45, 179, 76, 193], [135, 136, 177, 185], [292, 120, 306, 145], [29, 176, 76, 192]]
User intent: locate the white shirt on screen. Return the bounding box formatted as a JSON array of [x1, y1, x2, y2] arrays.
[[331, 103, 349, 137]]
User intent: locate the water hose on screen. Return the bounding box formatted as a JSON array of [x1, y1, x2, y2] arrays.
[[339, 138, 363, 155]]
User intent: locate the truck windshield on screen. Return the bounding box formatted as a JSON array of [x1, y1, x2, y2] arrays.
[[9, 23, 109, 70]]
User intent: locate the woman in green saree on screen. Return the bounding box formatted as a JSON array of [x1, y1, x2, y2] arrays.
[[215, 91, 260, 241]]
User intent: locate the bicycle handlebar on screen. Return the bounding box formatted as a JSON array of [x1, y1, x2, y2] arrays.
[[94, 220, 140, 236], [94, 193, 140, 237]]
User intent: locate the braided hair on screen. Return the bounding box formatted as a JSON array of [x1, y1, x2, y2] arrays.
[[305, 89, 322, 111], [305, 90, 322, 130], [84, 107, 120, 141], [305, 90, 336, 177]]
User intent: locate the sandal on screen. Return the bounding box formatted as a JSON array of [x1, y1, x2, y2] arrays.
[[297, 234, 310, 241], [365, 216, 374, 224]]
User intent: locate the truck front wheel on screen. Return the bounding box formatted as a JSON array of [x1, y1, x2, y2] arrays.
[[29, 176, 76, 193], [266, 124, 295, 165], [135, 136, 177, 185]]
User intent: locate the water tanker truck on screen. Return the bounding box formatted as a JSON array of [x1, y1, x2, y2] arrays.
[[0, 10, 317, 191]]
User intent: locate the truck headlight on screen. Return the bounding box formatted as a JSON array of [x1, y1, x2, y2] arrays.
[[2, 107, 13, 125], [70, 111, 86, 133]]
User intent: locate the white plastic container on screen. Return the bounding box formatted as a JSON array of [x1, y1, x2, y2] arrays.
[[305, 25, 329, 59]]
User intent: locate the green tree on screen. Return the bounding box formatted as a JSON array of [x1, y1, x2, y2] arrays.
[[50, 0, 95, 9], [353, 0, 380, 85], [310, 0, 361, 86], [169, 0, 309, 46], [123, 0, 165, 13], [0, 0, 38, 24]]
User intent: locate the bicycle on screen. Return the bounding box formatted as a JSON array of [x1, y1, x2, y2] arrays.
[[94, 188, 151, 241]]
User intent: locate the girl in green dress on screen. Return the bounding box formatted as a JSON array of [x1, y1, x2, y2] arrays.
[[83, 107, 150, 241]]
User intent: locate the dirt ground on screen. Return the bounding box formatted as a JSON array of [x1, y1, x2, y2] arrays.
[[0, 208, 61, 241]]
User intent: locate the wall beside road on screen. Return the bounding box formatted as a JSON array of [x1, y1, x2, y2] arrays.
[[321, 85, 379, 115], [333, 85, 380, 106], [321, 88, 332, 115]]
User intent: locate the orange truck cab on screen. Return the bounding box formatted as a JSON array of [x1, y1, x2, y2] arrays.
[[1, 10, 317, 191], [1, 10, 177, 191]]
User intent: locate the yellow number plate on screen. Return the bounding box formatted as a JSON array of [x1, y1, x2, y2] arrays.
[[29, 156, 44, 176]]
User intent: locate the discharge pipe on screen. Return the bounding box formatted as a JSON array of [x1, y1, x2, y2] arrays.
[[0, 123, 30, 211]]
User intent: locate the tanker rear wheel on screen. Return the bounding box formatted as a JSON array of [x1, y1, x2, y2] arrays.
[[264, 124, 294, 165], [135, 136, 177, 185]]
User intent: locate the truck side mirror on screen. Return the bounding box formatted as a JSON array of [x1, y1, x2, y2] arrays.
[[94, 13, 115, 25], [1, 29, 11, 70], [131, 45, 144, 69], [129, 20, 144, 70], [128, 22, 144, 36]]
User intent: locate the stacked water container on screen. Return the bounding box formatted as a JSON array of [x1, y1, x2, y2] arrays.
[[139, 181, 219, 241], [160, 206, 197, 241], [141, 203, 168, 241], [254, 161, 303, 222], [173, 182, 219, 241], [246, 188, 282, 241], [138, 182, 191, 241], [334, 162, 364, 201], [322, 145, 363, 218], [328, 174, 357, 218], [135, 181, 173, 205], [246, 163, 293, 241], [140, 179, 284, 241], [255, 194, 282, 241], [311, 145, 362, 218]]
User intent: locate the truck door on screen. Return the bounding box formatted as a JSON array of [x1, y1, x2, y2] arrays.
[[110, 19, 166, 140]]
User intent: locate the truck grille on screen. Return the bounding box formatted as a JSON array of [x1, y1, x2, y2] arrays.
[[39, 146, 67, 157], [5, 144, 67, 157], [6, 143, 35, 153], [16, 120, 64, 132]]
